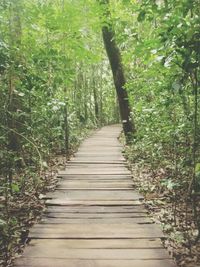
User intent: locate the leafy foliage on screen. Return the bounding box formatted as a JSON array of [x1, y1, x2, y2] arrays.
[[112, 0, 200, 265]]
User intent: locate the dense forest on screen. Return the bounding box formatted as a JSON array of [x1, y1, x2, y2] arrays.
[[0, 0, 199, 266]]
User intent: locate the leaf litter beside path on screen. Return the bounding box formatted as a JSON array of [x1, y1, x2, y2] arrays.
[[0, 155, 66, 267], [127, 161, 200, 267]]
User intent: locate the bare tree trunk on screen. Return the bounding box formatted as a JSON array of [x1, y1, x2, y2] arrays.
[[99, 0, 136, 141]]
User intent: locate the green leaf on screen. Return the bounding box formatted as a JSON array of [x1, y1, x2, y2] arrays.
[[195, 163, 200, 173], [172, 81, 181, 92], [11, 183, 20, 193], [0, 218, 6, 225], [137, 10, 146, 22], [42, 161, 48, 168]]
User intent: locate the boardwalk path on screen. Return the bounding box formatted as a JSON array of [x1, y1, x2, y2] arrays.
[[15, 125, 176, 267]]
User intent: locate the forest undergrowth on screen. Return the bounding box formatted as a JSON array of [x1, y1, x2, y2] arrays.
[[124, 143, 200, 267], [0, 155, 64, 266]]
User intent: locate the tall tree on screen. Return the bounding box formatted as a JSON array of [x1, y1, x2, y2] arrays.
[[99, 0, 136, 141]]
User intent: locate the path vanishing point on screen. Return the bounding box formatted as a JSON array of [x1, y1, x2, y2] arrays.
[[14, 125, 176, 267]]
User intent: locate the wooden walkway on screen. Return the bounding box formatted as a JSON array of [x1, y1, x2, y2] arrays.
[[15, 125, 176, 267]]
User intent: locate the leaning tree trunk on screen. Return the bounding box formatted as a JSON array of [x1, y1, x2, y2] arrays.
[[99, 0, 136, 141]]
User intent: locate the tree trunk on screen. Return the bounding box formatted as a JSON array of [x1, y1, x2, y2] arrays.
[[99, 0, 136, 140]]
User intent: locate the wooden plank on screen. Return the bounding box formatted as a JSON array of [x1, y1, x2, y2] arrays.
[[73, 156, 125, 160], [57, 182, 133, 188], [26, 238, 163, 249], [69, 161, 125, 164], [31, 223, 160, 230], [58, 180, 133, 183], [65, 162, 127, 166], [64, 169, 130, 174], [76, 147, 122, 150], [78, 149, 122, 151], [45, 197, 143, 202], [45, 205, 146, 213], [73, 147, 123, 151], [62, 170, 129, 174], [58, 173, 132, 176], [58, 177, 133, 180], [62, 165, 127, 170], [74, 156, 126, 160], [43, 212, 147, 218], [83, 142, 121, 144], [57, 175, 132, 180], [22, 248, 170, 260], [71, 159, 126, 162], [15, 259, 176, 267], [66, 164, 126, 167], [40, 217, 152, 224], [30, 223, 164, 238], [57, 180, 133, 184], [45, 190, 143, 201], [56, 188, 135, 191], [70, 160, 126, 164], [76, 150, 123, 153], [80, 142, 122, 144], [73, 158, 125, 161], [46, 200, 142, 206], [75, 153, 124, 156]]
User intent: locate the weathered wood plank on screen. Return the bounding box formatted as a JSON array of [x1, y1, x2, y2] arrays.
[[22, 248, 170, 260], [56, 188, 136, 191], [25, 238, 162, 249], [58, 178, 133, 181], [72, 159, 126, 162], [57, 180, 134, 185], [40, 217, 152, 224], [65, 162, 127, 166], [57, 182, 133, 188], [46, 200, 142, 206], [69, 161, 125, 164], [45, 190, 143, 201], [73, 157, 125, 161], [45, 205, 146, 213], [70, 160, 126, 163], [30, 223, 164, 239], [15, 259, 176, 267], [57, 175, 133, 180], [75, 153, 124, 156], [59, 170, 130, 175], [43, 212, 147, 218], [66, 164, 126, 168]]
